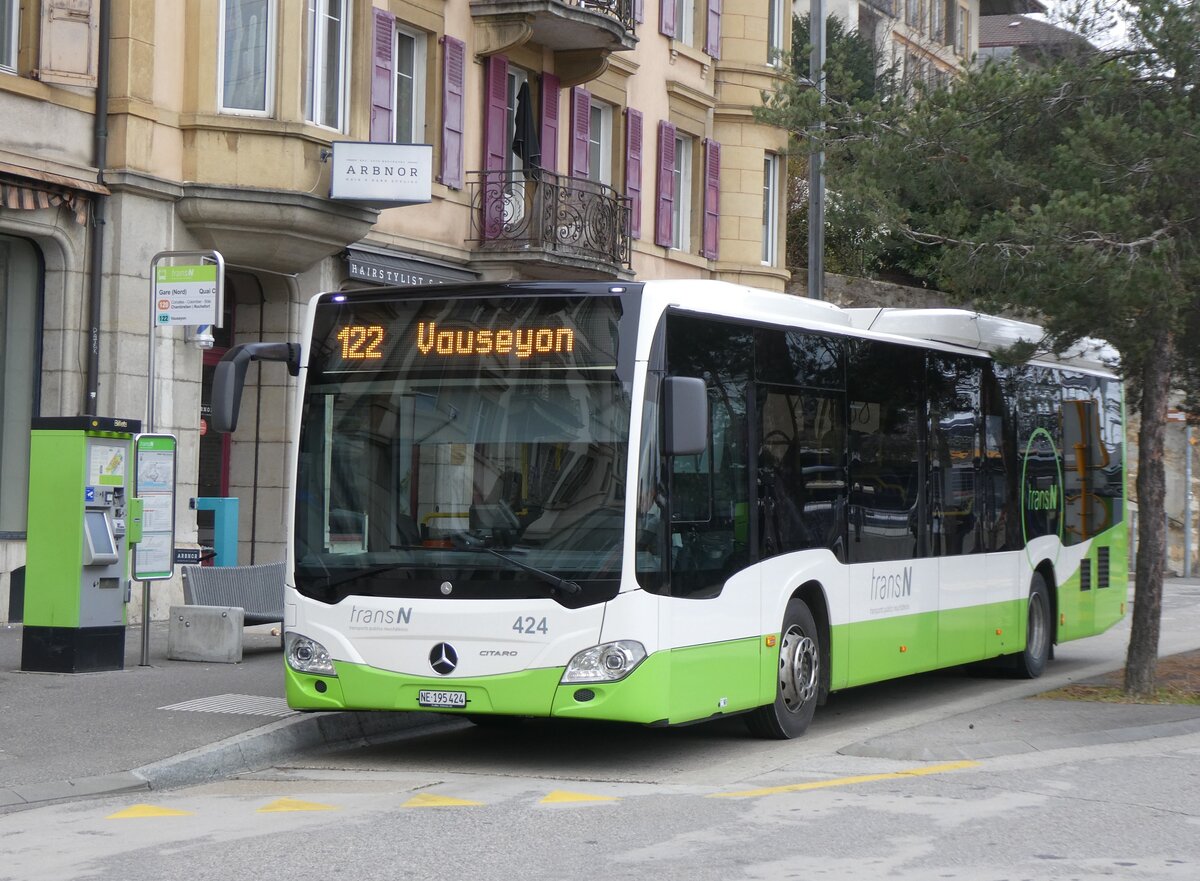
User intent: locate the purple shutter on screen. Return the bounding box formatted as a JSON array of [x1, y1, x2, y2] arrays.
[[660, 0, 677, 39], [370, 9, 395, 142], [705, 0, 721, 58], [625, 108, 643, 239], [655, 120, 677, 247], [483, 55, 510, 240], [702, 139, 721, 259], [440, 36, 465, 189], [636, 0, 644, 24], [570, 87, 591, 178], [540, 73, 560, 173]]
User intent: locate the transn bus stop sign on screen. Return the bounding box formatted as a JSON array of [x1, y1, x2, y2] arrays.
[[155, 264, 219, 327]]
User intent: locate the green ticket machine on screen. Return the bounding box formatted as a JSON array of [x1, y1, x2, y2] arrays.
[[21, 416, 143, 673]]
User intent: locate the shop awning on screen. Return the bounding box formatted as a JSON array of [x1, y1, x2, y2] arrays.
[[0, 161, 109, 225]]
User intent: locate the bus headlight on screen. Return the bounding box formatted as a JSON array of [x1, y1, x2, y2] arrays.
[[562, 641, 647, 683], [286, 632, 337, 677]]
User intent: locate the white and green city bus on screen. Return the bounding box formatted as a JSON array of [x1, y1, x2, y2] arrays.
[[213, 280, 1127, 738]]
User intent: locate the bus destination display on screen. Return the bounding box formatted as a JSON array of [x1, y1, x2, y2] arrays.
[[313, 296, 618, 374]]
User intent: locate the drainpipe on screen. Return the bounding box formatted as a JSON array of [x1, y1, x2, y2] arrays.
[[84, 0, 112, 416]]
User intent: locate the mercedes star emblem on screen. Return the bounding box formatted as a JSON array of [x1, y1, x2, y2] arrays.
[[429, 642, 458, 675]]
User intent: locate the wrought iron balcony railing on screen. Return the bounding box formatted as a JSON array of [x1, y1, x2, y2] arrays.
[[468, 169, 632, 270], [471, 0, 637, 53], [570, 0, 637, 36]]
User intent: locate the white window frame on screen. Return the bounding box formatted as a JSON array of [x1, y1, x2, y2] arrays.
[[671, 133, 693, 251], [0, 0, 17, 73], [588, 100, 613, 186], [767, 0, 785, 67], [674, 0, 695, 47], [762, 153, 779, 266], [305, 0, 350, 130], [393, 24, 427, 144], [218, 0, 276, 116]]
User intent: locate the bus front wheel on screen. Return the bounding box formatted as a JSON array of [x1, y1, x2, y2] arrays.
[[746, 599, 820, 739], [1013, 573, 1051, 679]]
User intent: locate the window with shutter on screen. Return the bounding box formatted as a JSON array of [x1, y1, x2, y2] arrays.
[[38, 0, 98, 86], [626, 109, 643, 239], [659, 0, 677, 39], [705, 0, 721, 58], [439, 36, 465, 189], [655, 121, 677, 248], [701, 139, 720, 259], [369, 8, 394, 142], [482, 55, 510, 240], [541, 73, 560, 174], [570, 87, 592, 178]]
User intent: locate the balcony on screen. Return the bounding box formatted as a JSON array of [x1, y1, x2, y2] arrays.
[[472, 0, 636, 85], [467, 169, 632, 277]]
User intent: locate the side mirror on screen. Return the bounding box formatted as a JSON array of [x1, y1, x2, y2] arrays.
[[663, 376, 708, 457], [211, 342, 301, 433]]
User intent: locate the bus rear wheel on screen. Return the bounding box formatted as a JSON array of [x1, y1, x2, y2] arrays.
[[746, 599, 820, 739], [1013, 573, 1051, 679]]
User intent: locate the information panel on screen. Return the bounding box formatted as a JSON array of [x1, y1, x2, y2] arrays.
[[132, 433, 177, 581]]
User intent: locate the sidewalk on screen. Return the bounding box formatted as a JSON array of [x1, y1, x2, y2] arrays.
[[0, 621, 437, 810]]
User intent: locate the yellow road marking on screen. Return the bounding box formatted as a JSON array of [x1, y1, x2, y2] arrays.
[[257, 797, 338, 813], [709, 760, 981, 799], [402, 793, 485, 808], [107, 804, 194, 819], [539, 790, 619, 804]]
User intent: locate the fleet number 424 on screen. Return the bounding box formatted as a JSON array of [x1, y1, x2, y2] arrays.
[[513, 616, 549, 635]]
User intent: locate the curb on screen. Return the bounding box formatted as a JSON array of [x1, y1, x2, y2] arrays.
[[1, 709, 449, 811]]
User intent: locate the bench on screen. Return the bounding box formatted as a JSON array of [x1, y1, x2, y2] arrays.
[[181, 562, 285, 626]]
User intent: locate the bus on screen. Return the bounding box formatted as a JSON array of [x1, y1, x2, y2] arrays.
[[212, 280, 1127, 739]]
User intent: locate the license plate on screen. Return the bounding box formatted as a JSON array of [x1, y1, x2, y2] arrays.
[[418, 689, 467, 708]]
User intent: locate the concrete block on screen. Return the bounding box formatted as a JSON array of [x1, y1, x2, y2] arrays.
[[167, 604, 244, 663]]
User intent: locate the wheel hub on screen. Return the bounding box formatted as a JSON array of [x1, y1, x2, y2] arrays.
[[779, 624, 819, 712]]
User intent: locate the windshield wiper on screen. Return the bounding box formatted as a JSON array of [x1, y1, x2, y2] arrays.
[[454, 534, 582, 597]]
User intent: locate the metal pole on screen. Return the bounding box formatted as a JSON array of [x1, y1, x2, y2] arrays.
[[1186, 425, 1193, 578], [140, 264, 157, 666], [807, 0, 826, 300]]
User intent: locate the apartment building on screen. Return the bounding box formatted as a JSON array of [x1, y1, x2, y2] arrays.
[[0, 0, 791, 621], [801, 0, 981, 86]]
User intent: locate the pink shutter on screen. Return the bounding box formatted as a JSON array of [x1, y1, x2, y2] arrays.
[[440, 36, 466, 188], [655, 120, 677, 247], [705, 0, 721, 58], [625, 108, 643, 239], [660, 0, 677, 38], [370, 9, 395, 142], [570, 87, 591, 178], [483, 55, 510, 240], [702, 139, 721, 259], [540, 73, 560, 173]]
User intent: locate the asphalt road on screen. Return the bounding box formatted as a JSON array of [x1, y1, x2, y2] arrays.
[[2, 579, 1199, 881]]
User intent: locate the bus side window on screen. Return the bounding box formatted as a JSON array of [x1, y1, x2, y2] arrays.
[[665, 315, 751, 598]]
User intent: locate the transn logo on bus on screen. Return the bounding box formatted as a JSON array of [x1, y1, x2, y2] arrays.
[[416, 322, 575, 359], [870, 566, 913, 601], [1026, 485, 1059, 511]]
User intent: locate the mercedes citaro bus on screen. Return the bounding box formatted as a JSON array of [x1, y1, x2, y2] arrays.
[[212, 280, 1126, 738]]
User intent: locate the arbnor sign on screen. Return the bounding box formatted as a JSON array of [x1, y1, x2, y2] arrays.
[[330, 142, 433, 205]]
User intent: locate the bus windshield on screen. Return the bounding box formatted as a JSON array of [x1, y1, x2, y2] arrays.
[[294, 293, 631, 606]]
